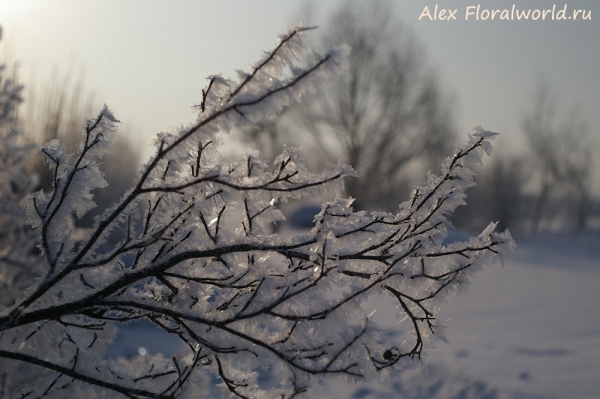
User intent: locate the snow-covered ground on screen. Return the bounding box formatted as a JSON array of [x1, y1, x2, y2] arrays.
[[108, 232, 600, 398], [425, 233, 600, 399]]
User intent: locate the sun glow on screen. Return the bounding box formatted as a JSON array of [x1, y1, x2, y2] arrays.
[[0, 0, 43, 27]]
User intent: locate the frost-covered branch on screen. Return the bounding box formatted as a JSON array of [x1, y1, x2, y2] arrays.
[[0, 30, 40, 312], [0, 25, 513, 398]]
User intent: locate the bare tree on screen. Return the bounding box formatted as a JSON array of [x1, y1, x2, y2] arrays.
[[0, 26, 513, 398], [522, 81, 593, 232], [286, 0, 456, 211]]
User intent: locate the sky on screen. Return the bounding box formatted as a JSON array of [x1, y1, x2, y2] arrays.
[[1, 0, 598, 190]]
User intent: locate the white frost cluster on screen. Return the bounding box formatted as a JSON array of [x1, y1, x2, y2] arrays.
[[0, 26, 513, 399]]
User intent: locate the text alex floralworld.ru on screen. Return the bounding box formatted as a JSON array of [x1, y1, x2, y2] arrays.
[[419, 4, 591, 21]]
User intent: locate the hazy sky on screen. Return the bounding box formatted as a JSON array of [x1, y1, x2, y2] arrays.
[[1, 0, 598, 189]]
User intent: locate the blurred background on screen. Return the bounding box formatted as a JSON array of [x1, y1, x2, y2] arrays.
[[1, 1, 599, 398], [1, 0, 598, 233]]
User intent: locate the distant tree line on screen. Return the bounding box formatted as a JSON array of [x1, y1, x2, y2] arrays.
[[454, 80, 596, 233], [240, 0, 598, 234]]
